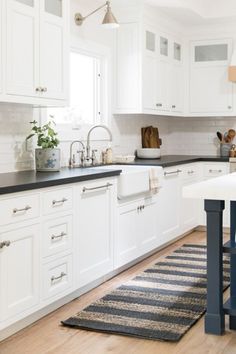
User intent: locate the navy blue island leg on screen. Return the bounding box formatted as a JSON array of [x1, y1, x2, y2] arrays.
[[204, 199, 225, 335], [229, 201, 236, 330]]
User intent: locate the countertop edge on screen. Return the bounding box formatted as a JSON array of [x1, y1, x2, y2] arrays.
[[0, 170, 122, 196]]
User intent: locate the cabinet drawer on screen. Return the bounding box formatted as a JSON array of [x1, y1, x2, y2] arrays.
[[204, 164, 228, 178], [42, 187, 73, 215], [0, 193, 40, 226], [182, 164, 201, 182], [42, 255, 73, 300], [42, 215, 73, 258]]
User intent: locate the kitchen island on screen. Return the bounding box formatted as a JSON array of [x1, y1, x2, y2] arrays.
[[183, 173, 236, 335]]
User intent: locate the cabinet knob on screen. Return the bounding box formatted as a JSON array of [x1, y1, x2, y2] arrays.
[[172, 105, 176, 109], [156, 103, 162, 107], [0, 241, 11, 249], [228, 106, 232, 110]]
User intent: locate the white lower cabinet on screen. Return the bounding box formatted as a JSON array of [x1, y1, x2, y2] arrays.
[[181, 164, 201, 233], [75, 179, 115, 288], [159, 167, 182, 242], [115, 196, 159, 269], [0, 165, 232, 338], [199, 162, 230, 227], [0, 224, 40, 322]]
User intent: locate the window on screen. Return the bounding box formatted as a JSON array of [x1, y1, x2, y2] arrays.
[[47, 50, 103, 126]]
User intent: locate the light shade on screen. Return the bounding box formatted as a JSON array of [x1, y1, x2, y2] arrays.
[[102, 6, 119, 28]]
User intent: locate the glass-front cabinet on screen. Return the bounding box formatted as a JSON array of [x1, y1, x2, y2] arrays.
[[190, 39, 233, 114]]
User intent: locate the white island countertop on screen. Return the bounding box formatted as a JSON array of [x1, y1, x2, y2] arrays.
[[183, 172, 236, 201]]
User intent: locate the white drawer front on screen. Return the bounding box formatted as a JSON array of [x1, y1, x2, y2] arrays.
[[204, 164, 228, 178], [0, 193, 40, 226], [42, 215, 73, 258], [42, 255, 73, 300], [42, 188, 73, 216], [182, 164, 201, 181]]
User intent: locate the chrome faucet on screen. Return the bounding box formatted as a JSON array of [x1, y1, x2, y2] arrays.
[[86, 125, 113, 165], [69, 140, 85, 168]]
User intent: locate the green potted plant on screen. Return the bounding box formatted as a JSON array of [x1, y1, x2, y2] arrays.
[[26, 118, 60, 172]]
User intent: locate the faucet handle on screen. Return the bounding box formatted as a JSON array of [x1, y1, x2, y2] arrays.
[[78, 150, 85, 167], [91, 150, 98, 165]]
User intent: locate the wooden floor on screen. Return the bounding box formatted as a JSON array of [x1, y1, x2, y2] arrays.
[[1, 231, 236, 354]]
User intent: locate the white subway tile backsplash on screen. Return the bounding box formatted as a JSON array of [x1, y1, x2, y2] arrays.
[[0, 103, 235, 174]]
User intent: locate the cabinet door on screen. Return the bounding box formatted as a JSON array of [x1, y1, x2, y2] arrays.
[[6, 0, 39, 97], [190, 40, 233, 114], [39, 0, 69, 100], [0, 224, 40, 321], [171, 64, 183, 113], [159, 168, 182, 242], [137, 198, 158, 255], [156, 59, 171, 111], [115, 203, 139, 268], [76, 181, 114, 287], [143, 29, 158, 111]]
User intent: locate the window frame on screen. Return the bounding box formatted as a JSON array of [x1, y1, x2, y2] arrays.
[[41, 37, 111, 141]]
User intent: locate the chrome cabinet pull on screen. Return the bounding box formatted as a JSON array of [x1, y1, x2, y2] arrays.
[[209, 169, 222, 173], [0, 241, 11, 249], [187, 170, 195, 175], [82, 183, 113, 193], [164, 169, 182, 176], [172, 105, 176, 109], [156, 103, 162, 107], [51, 232, 67, 240], [13, 205, 32, 214], [51, 272, 67, 283], [52, 198, 68, 206]]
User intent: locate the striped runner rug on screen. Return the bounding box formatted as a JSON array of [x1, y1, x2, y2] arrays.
[[62, 244, 230, 342]]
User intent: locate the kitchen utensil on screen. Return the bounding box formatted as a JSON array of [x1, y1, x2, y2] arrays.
[[217, 131, 223, 142], [228, 129, 236, 140], [137, 148, 161, 159]]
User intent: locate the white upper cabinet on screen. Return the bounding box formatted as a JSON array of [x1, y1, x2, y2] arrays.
[[39, 0, 68, 100], [2, 0, 69, 105], [6, 0, 39, 97], [115, 20, 184, 116], [190, 39, 234, 115]]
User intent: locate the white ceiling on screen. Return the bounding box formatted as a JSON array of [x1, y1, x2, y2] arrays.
[[145, 0, 236, 25]]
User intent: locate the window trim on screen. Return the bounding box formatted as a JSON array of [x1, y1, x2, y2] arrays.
[[41, 36, 111, 142]]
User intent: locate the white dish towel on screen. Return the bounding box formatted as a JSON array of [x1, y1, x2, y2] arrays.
[[149, 168, 159, 194]]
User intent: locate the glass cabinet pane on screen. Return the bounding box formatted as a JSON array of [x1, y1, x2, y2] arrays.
[[174, 42, 181, 61], [146, 31, 156, 52], [45, 0, 62, 17], [15, 0, 34, 6], [160, 36, 168, 56], [195, 44, 228, 62]]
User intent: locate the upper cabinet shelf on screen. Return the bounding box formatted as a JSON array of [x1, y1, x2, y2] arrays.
[[0, 0, 69, 106]]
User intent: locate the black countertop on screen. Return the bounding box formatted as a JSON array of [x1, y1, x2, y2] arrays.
[[125, 155, 229, 168], [0, 167, 122, 195], [0, 155, 229, 195]]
